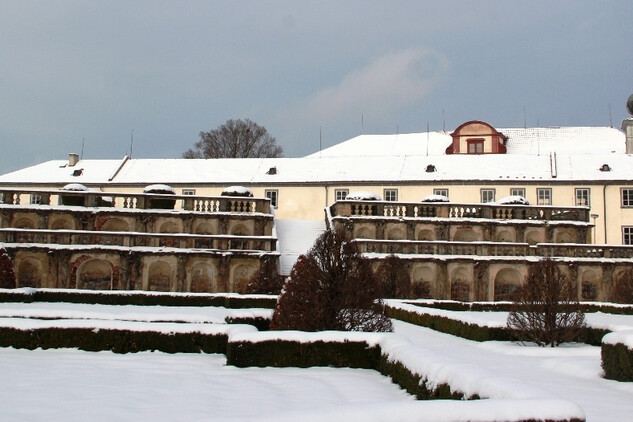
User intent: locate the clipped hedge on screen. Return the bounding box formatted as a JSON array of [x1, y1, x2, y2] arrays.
[[227, 339, 380, 369], [225, 315, 271, 331], [406, 300, 633, 316], [602, 341, 633, 382], [0, 326, 228, 354], [0, 289, 276, 309], [386, 305, 513, 342]]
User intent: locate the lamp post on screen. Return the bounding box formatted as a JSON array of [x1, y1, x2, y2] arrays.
[[591, 214, 599, 243]]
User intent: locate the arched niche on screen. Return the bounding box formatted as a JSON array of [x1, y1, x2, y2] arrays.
[[77, 259, 113, 290], [412, 265, 436, 298], [148, 261, 173, 291], [189, 262, 215, 293], [17, 258, 42, 288], [14, 217, 35, 229], [453, 228, 481, 242], [525, 229, 543, 245], [555, 229, 574, 243], [232, 264, 256, 293], [101, 218, 130, 232], [230, 224, 250, 236], [416, 229, 435, 241], [386, 227, 405, 240], [158, 221, 180, 234], [50, 216, 76, 230], [354, 226, 374, 239], [194, 222, 215, 235], [450, 267, 471, 301], [580, 269, 599, 301], [495, 229, 515, 243], [493, 267, 522, 301]]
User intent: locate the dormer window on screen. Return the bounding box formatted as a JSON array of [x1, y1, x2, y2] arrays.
[[600, 164, 611, 172], [425, 164, 437, 172], [467, 139, 484, 154]]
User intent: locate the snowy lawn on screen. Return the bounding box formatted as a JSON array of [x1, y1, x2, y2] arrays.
[[1, 301, 632, 421]]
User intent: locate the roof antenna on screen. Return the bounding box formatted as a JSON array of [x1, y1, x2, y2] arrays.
[[129, 129, 134, 158], [523, 106, 527, 129], [81, 137, 85, 160], [609, 103, 613, 127], [361, 113, 364, 134], [442, 109, 446, 132], [319, 127, 322, 158]]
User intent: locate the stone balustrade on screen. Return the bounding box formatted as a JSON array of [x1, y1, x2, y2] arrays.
[[352, 239, 633, 259], [330, 200, 589, 222], [0, 188, 272, 214]]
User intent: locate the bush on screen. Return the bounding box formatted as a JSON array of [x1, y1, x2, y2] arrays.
[[271, 228, 393, 332], [376, 255, 411, 299], [0, 248, 16, 289], [507, 258, 586, 347], [245, 258, 284, 295]]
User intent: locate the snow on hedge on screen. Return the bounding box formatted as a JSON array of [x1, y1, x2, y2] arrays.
[[603, 330, 633, 348], [497, 195, 530, 205], [421, 194, 449, 202], [221, 185, 254, 197]]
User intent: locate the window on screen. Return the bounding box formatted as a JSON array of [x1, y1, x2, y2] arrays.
[[575, 188, 590, 207], [335, 189, 349, 201], [30, 193, 42, 205], [481, 189, 495, 203], [537, 188, 552, 205], [433, 188, 449, 198], [265, 190, 278, 208], [467, 139, 484, 154], [624, 227, 633, 245], [510, 188, 526, 198], [622, 188, 633, 207], [384, 189, 398, 202]]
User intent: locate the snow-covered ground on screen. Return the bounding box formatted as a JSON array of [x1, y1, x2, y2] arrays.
[[1, 301, 632, 421]]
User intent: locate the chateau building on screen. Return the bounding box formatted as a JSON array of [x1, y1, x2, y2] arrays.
[[1, 118, 633, 299]]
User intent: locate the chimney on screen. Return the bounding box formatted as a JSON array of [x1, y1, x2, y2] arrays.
[[69, 153, 79, 166], [623, 119, 633, 154]]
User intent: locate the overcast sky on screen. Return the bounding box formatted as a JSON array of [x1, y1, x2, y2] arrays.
[[1, 1, 631, 173]]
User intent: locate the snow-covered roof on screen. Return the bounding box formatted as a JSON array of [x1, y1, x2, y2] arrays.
[[0, 126, 629, 186], [308, 126, 625, 158]]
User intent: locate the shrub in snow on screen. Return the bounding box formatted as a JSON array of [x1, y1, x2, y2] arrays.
[[611, 268, 633, 304], [420, 194, 449, 203], [60, 183, 91, 206], [221, 186, 254, 197], [142, 184, 175, 194], [345, 191, 381, 201], [376, 255, 411, 299], [245, 258, 285, 295], [602, 332, 633, 381], [507, 258, 586, 347], [271, 228, 393, 332], [0, 248, 16, 289], [497, 195, 530, 205]]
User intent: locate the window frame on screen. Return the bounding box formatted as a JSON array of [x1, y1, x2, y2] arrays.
[[575, 188, 590, 207], [480, 189, 495, 203], [621, 188, 633, 207], [265, 189, 278, 208], [334, 189, 349, 202], [30, 193, 42, 205], [433, 188, 449, 199], [181, 189, 196, 207], [467, 138, 485, 154], [623, 226, 633, 245], [536, 188, 552, 206], [383, 189, 398, 202], [510, 188, 526, 198]]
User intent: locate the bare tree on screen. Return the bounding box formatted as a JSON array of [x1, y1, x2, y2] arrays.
[[271, 228, 393, 332], [183, 119, 283, 159], [245, 258, 285, 295], [0, 248, 16, 289], [375, 255, 411, 299], [507, 258, 586, 347]]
